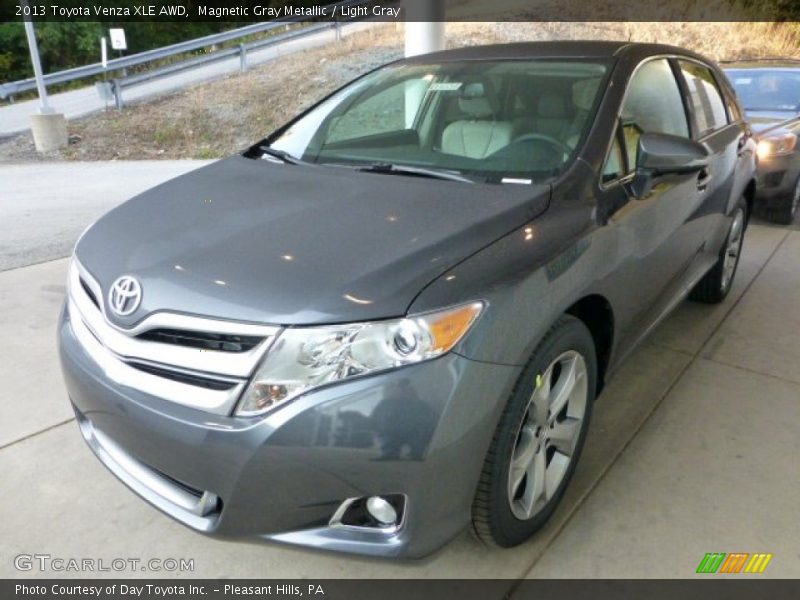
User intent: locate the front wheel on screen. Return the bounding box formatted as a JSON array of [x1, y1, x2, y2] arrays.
[[472, 315, 596, 547], [689, 199, 747, 304]]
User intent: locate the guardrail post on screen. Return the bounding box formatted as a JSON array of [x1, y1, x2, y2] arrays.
[[112, 79, 124, 110], [239, 44, 249, 72]]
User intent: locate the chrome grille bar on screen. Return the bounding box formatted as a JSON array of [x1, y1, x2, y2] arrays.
[[71, 260, 279, 378], [68, 258, 282, 415]]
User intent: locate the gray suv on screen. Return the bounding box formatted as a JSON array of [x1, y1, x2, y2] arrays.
[[59, 41, 756, 558], [725, 60, 800, 223]]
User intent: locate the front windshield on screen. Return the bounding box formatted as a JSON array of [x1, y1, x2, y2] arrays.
[[727, 69, 800, 112], [266, 59, 609, 181]]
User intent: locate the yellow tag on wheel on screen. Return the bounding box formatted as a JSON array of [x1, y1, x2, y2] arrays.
[[536, 374, 543, 388]]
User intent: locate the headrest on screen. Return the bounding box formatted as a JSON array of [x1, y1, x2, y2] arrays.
[[458, 80, 496, 119], [537, 92, 568, 118], [573, 78, 601, 112], [462, 81, 486, 99]]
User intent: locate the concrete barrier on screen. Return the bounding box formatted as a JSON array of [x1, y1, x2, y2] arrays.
[[30, 112, 68, 152]]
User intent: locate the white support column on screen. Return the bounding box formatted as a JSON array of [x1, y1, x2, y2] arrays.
[[403, 0, 446, 58], [402, 0, 445, 126]]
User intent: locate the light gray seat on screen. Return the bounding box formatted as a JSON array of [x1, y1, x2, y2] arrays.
[[441, 82, 513, 159]]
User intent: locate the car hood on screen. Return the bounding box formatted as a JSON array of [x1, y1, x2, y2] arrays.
[[745, 110, 799, 134], [76, 156, 550, 327]]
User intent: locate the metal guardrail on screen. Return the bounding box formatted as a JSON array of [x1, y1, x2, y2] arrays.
[[106, 21, 340, 109], [0, 0, 376, 103], [718, 57, 800, 65]]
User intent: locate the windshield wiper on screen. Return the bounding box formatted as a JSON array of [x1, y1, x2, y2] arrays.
[[258, 146, 302, 165], [357, 162, 475, 184]]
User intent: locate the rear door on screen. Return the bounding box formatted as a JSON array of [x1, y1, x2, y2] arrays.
[[674, 59, 746, 251]]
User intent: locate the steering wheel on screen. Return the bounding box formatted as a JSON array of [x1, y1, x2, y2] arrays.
[[512, 133, 572, 158]]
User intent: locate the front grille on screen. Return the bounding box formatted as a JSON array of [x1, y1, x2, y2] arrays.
[[68, 258, 281, 415], [137, 328, 263, 353], [128, 362, 237, 391], [78, 415, 223, 525], [152, 467, 204, 499], [80, 277, 101, 309]]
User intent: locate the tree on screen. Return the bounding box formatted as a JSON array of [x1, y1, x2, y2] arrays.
[[0, 21, 246, 85]]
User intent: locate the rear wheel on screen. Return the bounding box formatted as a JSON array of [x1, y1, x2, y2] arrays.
[[689, 199, 747, 304], [764, 176, 800, 225], [472, 316, 596, 547]]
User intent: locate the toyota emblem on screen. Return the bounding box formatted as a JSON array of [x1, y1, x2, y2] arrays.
[[108, 276, 142, 317]]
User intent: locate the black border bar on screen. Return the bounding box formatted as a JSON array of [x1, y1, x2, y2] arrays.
[[2, 0, 799, 23], [4, 579, 800, 600]]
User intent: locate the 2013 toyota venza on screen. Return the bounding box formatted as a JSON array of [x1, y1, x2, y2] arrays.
[[59, 41, 757, 557]]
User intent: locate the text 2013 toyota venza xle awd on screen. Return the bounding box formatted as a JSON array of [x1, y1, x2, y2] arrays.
[[59, 42, 756, 557]]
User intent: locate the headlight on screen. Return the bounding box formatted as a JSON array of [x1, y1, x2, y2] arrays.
[[756, 132, 797, 160], [236, 301, 484, 416]]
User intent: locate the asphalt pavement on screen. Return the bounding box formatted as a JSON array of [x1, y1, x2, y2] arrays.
[[0, 160, 798, 579], [0, 161, 212, 271]]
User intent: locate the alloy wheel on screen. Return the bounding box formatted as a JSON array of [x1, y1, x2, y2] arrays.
[[507, 350, 588, 520], [721, 207, 745, 293]]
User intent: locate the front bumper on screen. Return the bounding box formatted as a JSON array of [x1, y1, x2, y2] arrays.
[[756, 153, 800, 206], [58, 304, 520, 558]]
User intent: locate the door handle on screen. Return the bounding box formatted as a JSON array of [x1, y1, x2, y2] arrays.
[[697, 168, 712, 192], [737, 136, 747, 157]]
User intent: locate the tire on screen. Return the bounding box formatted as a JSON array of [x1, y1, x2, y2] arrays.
[[764, 176, 800, 225], [689, 198, 747, 304], [472, 315, 597, 547]]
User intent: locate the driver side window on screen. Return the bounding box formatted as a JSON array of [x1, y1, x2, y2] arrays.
[[604, 58, 690, 178]]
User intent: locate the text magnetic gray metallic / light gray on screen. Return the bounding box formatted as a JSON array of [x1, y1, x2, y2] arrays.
[[59, 41, 757, 558]]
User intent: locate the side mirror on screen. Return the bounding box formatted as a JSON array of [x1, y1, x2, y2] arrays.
[[631, 133, 709, 197]]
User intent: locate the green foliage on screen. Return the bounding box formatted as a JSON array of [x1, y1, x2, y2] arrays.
[[0, 22, 30, 83], [0, 21, 248, 85], [0, 0, 298, 85]]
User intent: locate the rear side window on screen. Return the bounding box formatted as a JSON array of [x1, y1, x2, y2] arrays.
[[721, 82, 743, 122], [678, 61, 729, 136], [617, 59, 690, 170]]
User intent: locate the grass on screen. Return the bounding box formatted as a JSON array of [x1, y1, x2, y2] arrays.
[[625, 22, 800, 61]]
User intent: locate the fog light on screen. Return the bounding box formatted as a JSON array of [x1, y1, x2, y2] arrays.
[[330, 494, 406, 531], [366, 496, 398, 525]]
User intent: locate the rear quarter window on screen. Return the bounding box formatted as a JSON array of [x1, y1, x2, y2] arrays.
[[678, 61, 729, 137]]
